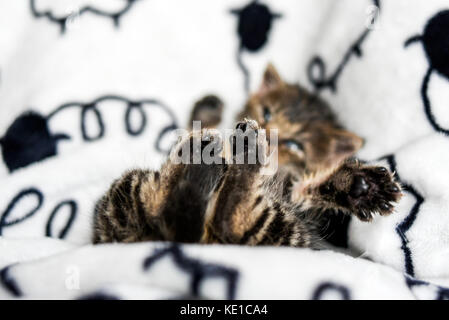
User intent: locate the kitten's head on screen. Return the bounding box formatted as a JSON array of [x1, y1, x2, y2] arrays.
[[238, 64, 363, 173]]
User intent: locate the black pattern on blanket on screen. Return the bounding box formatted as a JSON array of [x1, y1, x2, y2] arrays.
[[1, 0, 449, 299]]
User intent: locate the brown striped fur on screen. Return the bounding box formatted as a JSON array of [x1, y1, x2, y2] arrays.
[[93, 64, 402, 247], [93, 120, 401, 247], [94, 123, 319, 247]]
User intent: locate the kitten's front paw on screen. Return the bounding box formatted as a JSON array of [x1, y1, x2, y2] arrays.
[[189, 95, 224, 129], [321, 161, 402, 221], [230, 119, 267, 163], [349, 165, 402, 221]]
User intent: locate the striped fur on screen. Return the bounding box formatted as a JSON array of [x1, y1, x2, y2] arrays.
[[93, 123, 319, 247], [93, 121, 401, 248], [93, 65, 401, 247]]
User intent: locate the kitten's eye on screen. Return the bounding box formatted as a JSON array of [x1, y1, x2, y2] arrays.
[[263, 106, 272, 123], [283, 140, 304, 153]]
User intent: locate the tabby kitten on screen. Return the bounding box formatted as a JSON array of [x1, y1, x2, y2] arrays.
[[93, 119, 401, 247], [185, 64, 373, 245], [191, 64, 364, 176], [93, 64, 402, 246]]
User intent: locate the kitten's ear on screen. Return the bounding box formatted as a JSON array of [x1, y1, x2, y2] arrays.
[[330, 129, 364, 163], [258, 63, 283, 95]]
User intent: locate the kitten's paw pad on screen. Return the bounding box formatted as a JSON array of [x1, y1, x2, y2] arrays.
[[349, 176, 370, 197], [235, 119, 260, 132], [349, 165, 402, 221], [231, 119, 264, 160]]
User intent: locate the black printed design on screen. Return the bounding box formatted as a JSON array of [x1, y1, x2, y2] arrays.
[[311, 282, 351, 300], [405, 10, 449, 136], [0, 188, 43, 236], [0, 265, 22, 297], [405, 275, 449, 300], [0, 112, 69, 172], [0, 95, 178, 172], [307, 0, 380, 93], [381, 155, 424, 277], [30, 0, 139, 33], [45, 200, 77, 239], [144, 244, 239, 300], [77, 292, 120, 300], [45, 95, 178, 150], [0, 188, 77, 240], [231, 0, 281, 94]]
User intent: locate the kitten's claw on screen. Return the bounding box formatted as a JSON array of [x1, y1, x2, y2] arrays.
[[235, 121, 248, 132], [235, 119, 259, 132], [231, 119, 260, 158]]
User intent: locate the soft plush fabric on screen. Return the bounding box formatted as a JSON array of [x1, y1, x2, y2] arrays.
[[1, 0, 449, 299]]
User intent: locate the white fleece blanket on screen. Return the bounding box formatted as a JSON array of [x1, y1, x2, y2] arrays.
[[1, 0, 449, 300]]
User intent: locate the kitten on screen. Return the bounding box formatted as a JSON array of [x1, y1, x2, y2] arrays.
[[93, 64, 402, 246], [187, 64, 374, 245], [93, 119, 401, 247], [191, 64, 364, 176]]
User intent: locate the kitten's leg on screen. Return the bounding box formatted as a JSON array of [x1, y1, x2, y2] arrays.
[[93, 129, 225, 244], [93, 169, 166, 243], [158, 128, 227, 243], [188, 95, 224, 129], [203, 120, 314, 247], [92, 130, 201, 244], [291, 159, 402, 222]]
